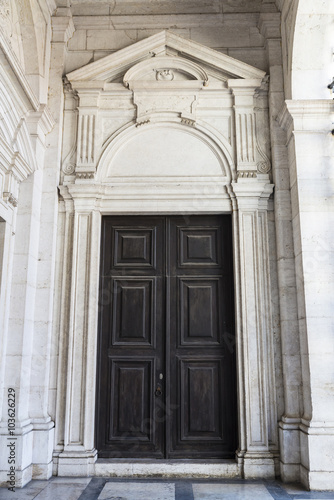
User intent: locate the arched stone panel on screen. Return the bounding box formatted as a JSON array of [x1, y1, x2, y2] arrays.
[[97, 122, 231, 182], [290, 0, 334, 99], [104, 126, 225, 178]]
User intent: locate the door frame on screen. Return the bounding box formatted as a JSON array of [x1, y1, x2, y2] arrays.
[[56, 177, 277, 479]]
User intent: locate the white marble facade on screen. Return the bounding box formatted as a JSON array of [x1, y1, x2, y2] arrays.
[[0, 0, 333, 492]]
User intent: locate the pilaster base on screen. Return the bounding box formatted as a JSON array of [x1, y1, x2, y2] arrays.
[[241, 453, 275, 479], [0, 422, 33, 488], [300, 423, 334, 491], [0, 420, 55, 487], [0, 464, 33, 489], [279, 419, 301, 482], [301, 466, 334, 491], [32, 420, 54, 480], [57, 450, 97, 477]]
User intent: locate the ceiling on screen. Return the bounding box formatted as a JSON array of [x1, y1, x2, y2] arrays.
[[68, 0, 265, 16]]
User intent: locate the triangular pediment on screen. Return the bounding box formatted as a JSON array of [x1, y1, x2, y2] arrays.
[[66, 30, 265, 87]]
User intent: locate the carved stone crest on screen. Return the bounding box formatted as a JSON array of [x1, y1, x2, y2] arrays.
[[156, 69, 174, 81]]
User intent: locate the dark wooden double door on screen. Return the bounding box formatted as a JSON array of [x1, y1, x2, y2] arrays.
[[96, 215, 237, 459]]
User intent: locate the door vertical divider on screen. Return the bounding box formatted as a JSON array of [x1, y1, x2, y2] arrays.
[[165, 217, 171, 457]]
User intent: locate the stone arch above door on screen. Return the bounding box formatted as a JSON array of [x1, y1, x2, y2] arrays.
[[63, 30, 271, 188]]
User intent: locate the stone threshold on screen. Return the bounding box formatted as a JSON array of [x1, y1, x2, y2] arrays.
[[95, 459, 241, 478]]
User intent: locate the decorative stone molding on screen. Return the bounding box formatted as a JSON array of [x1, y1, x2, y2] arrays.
[[76, 172, 95, 180], [0, 30, 39, 111], [134, 92, 199, 120], [279, 99, 334, 134], [0, 88, 54, 214], [237, 112, 256, 164], [62, 79, 79, 178], [62, 163, 75, 175], [180, 117, 196, 127], [257, 161, 271, 174], [156, 69, 174, 81], [254, 101, 271, 174], [76, 114, 96, 166], [228, 80, 265, 174], [51, 8, 75, 44], [237, 170, 257, 178], [3, 191, 18, 207], [136, 119, 150, 127], [26, 104, 55, 141], [123, 56, 209, 90], [66, 30, 266, 85]]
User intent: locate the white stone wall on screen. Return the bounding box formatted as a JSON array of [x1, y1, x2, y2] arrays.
[[0, 0, 333, 491], [0, 0, 72, 488], [65, 8, 268, 75]]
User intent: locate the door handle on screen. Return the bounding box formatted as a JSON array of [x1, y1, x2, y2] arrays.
[[155, 384, 162, 397]]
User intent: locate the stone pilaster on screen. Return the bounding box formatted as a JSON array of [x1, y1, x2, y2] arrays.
[[27, 7, 74, 482], [260, 10, 303, 483], [280, 99, 334, 490], [231, 180, 276, 479], [57, 194, 100, 476]]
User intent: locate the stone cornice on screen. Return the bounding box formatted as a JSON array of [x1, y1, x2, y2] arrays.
[[278, 99, 334, 135], [51, 8, 75, 43], [277, 100, 293, 135], [0, 28, 40, 111], [227, 79, 265, 95], [285, 99, 334, 118], [67, 30, 266, 84], [0, 136, 13, 171], [26, 104, 56, 137], [231, 181, 274, 210], [45, 0, 57, 15], [11, 151, 34, 182], [258, 12, 281, 39]]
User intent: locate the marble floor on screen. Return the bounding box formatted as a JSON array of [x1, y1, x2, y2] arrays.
[[1, 478, 334, 500]]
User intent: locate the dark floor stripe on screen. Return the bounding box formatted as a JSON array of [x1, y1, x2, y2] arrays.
[[78, 478, 106, 500], [265, 482, 334, 500], [265, 482, 294, 500], [175, 481, 194, 500], [291, 494, 334, 499]]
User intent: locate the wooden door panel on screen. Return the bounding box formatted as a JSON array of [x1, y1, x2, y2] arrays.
[[109, 359, 153, 440], [112, 278, 156, 346], [179, 277, 221, 344], [168, 216, 236, 458], [96, 217, 165, 458], [178, 226, 222, 268], [113, 228, 156, 268], [180, 358, 224, 440], [97, 215, 237, 459]]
